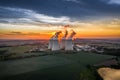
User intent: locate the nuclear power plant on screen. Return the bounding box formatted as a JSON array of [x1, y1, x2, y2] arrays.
[[48, 26, 76, 51]]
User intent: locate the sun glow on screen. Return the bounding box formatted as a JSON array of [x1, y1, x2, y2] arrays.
[[0, 18, 120, 39]]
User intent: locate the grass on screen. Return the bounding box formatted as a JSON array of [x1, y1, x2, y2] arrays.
[[0, 45, 36, 54], [0, 50, 115, 80], [0, 55, 74, 77], [0, 45, 38, 60], [3, 63, 85, 80], [55, 52, 115, 65]]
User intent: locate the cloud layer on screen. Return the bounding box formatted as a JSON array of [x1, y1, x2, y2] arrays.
[[0, 0, 120, 39], [107, 0, 120, 5], [0, 0, 120, 19], [0, 7, 71, 24]]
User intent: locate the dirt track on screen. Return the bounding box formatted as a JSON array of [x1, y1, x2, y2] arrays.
[[98, 68, 120, 80]]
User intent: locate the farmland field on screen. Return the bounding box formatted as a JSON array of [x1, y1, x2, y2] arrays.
[[0, 45, 36, 54], [0, 51, 115, 80]]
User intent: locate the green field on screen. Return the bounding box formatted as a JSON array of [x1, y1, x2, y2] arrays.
[[0, 51, 115, 80], [0, 45, 38, 60], [0, 45, 36, 54]]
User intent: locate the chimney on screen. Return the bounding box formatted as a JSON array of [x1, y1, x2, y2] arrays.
[[52, 38, 60, 51], [48, 36, 53, 50], [65, 39, 74, 50], [49, 31, 61, 51], [60, 30, 68, 50], [65, 29, 76, 51]]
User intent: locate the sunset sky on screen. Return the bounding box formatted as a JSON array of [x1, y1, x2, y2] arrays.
[[0, 0, 120, 39]]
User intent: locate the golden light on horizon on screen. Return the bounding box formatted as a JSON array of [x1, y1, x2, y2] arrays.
[[0, 18, 120, 39]]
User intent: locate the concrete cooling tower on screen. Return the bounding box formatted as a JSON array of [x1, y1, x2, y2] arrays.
[[48, 26, 76, 51], [60, 30, 68, 50], [60, 38, 65, 49], [48, 38, 53, 50], [52, 38, 60, 51], [65, 39, 73, 50], [65, 29, 76, 51], [48, 31, 61, 51]]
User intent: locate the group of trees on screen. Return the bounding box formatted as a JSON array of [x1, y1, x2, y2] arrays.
[[103, 48, 120, 56]]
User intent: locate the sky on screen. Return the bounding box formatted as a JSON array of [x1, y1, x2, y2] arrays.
[[0, 0, 120, 39]]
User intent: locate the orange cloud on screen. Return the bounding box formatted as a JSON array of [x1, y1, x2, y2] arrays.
[[0, 18, 120, 39]]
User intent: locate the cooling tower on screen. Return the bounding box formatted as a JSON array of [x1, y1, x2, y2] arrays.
[[60, 29, 68, 50], [52, 38, 60, 51], [48, 38, 53, 49], [60, 38, 65, 50], [65, 29, 76, 51], [65, 39, 73, 50]]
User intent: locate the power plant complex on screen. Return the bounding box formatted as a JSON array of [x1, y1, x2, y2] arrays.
[[48, 25, 76, 51]]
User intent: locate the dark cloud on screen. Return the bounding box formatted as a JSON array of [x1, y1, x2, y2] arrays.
[[9, 31, 24, 35], [80, 0, 120, 14], [0, 7, 72, 24], [0, 7, 28, 18], [6, 31, 41, 35], [0, 0, 120, 20], [9, 32, 41, 35], [103, 0, 120, 5], [0, 31, 25, 36]]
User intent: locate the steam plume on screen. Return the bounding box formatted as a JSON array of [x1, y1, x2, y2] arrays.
[[53, 31, 62, 38], [67, 29, 76, 39]]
